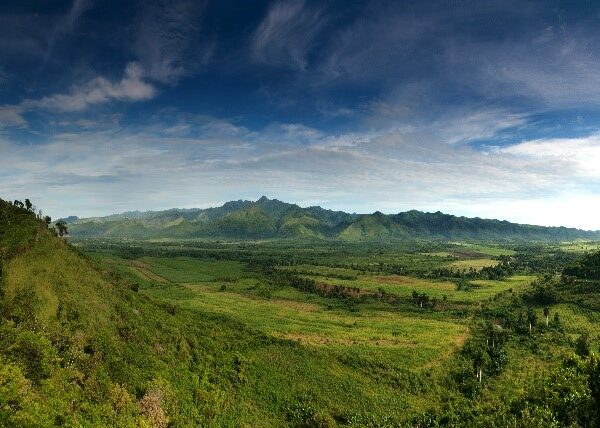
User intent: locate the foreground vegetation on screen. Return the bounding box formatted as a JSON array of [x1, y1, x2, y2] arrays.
[[1, 198, 600, 426]]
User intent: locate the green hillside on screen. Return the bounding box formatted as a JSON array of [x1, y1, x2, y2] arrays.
[[65, 197, 600, 242], [338, 212, 406, 241], [1, 199, 257, 425]]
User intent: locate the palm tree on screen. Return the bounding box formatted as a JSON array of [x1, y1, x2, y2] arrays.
[[527, 308, 537, 335]]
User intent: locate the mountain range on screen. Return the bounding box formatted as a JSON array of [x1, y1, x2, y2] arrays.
[[63, 196, 600, 241]]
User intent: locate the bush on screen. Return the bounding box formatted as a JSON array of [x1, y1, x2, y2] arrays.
[[287, 401, 336, 428], [8, 329, 57, 384], [575, 334, 591, 358]]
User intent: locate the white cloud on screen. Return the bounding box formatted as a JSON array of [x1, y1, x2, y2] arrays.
[[498, 134, 600, 179], [0, 105, 26, 127], [3, 118, 600, 229], [0, 63, 155, 126]]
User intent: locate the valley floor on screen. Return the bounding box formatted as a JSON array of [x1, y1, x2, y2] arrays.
[[75, 238, 600, 426]]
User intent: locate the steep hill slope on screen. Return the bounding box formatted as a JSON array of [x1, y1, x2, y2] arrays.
[[1, 199, 260, 426], [65, 197, 600, 241]]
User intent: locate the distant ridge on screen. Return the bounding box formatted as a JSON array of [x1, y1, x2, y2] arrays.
[[63, 196, 600, 241]]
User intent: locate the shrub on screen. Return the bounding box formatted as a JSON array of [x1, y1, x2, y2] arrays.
[[140, 387, 168, 428], [8, 329, 57, 384]]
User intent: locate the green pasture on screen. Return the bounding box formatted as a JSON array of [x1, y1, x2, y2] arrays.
[[448, 242, 516, 256]]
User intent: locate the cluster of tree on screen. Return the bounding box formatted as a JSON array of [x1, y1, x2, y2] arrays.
[[563, 250, 600, 280], [54, 220, 68, 236], [455, 278, 476, 291], [424, 257, 516, 282], [450, 269, 585, 403], [522, 275, 562, 306], [460, 324, 509, 389], [5, 198, 68, 236], [415, 350, 600, 427], [11, 198, 35, 213], [411, 291, 437, 309], [259, 267, 366, 301]]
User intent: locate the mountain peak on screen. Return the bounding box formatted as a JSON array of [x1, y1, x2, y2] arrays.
[[257, 195, 270, 203]]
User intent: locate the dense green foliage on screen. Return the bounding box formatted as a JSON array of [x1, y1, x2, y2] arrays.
[[65, 197, 600, 241], [564, 251, 600, 280], [0, 198, 42, 258]]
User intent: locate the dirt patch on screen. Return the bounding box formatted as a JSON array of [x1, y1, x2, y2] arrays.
[[272, 298, 322, 312]]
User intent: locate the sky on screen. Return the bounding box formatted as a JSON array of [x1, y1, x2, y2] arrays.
[[2, 0, 600, 229]]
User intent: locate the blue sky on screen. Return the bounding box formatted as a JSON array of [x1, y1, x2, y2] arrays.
[[2, 0, 600, 229]]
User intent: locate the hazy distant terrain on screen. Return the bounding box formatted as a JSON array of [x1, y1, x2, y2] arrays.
[[64, 196, 600, 241]]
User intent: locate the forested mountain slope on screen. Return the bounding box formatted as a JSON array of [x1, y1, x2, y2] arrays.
[[64, 196, 600, 241]]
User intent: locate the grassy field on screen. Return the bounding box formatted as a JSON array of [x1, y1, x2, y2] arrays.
[[447, 242, 516, 256], [281, 263, 534, 303], [559, 242, 600, 253], [50, 235, 600, 425], [102, 255, 470, 369], [448, 258, 498, 270], [155, 282, 467, 362]]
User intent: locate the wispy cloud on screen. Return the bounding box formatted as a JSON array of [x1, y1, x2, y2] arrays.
[[443, 22, 600, 107], [0, 105, 27, 127], [42, 0, 94, 68], [252, 0, 326, 70], [318, 3, 435, 82]]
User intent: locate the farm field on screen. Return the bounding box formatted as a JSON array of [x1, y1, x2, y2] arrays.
[[98, 254, 471, 367]]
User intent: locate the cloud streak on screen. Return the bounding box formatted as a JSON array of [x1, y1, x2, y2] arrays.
[[0, 63, 155, 126]]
